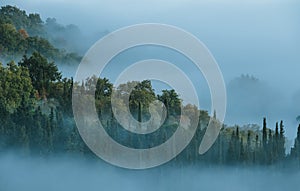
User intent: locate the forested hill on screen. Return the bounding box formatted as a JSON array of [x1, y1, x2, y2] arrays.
[[0, 5, 81, 63], [1, 5, 300, 168]]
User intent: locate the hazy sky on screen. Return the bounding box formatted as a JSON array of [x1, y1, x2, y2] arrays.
[[2, 0, 299, 87], [1, 0, 300, 139]]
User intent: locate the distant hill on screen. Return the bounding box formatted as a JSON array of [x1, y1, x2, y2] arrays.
[[0, 5, 81, 63]]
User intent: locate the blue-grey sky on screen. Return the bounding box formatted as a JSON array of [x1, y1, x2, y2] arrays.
[[1, 0, 300, 140]]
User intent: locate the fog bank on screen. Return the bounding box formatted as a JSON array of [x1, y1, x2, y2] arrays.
[[1, 154, 299, 191]]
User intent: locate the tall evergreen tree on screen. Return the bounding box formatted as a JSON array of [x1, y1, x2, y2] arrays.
[[278, 120, 286, 160], [291, 124, 300, 161], [240, 137, 246, 163], [262, 117, 267, 148]]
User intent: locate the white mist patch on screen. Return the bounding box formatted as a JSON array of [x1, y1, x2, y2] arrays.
[[0, 154, 299, 191]]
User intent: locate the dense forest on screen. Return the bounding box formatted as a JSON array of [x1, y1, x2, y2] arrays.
[[1, 5, 300, 168]]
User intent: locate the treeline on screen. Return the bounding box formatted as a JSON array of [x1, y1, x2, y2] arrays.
[[1, 52, 300, 168], [0, 5, 81, 63]]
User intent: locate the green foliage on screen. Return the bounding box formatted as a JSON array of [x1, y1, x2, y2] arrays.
[[19, 52, 61, 96], [0, 61, 33, 114], [0, 5, 30, 31], [158, 89, 181, 117], [0, 23, 27, 57]]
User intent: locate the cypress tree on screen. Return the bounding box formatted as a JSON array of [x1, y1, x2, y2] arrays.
[[267, 129, 273, 164], [273, 122, 279, 161], [240, 137, 246, 163], [279, 120, 285, 160], [262, 117, 267, 149], [291, 124, 300, 164], [227, 131, 236, 164], [246, 131, 252, 164], [138, 101, 142, 125], [296, 124, 300, 156], [46, 117, 53, 154], [261, 118, 268, 164], [253, 134, 259, 164], [19, 125, 30, 156]]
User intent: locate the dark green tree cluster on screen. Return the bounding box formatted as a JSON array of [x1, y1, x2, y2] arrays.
[[0, 5, 43, 36], [0, 53, 80, 156], [221, 118, 286, 165], [19, 52, 62, 96], [0, 52, 184, 156]]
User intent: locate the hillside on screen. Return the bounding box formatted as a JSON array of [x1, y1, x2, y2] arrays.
[[0, 5, 81, 63], [0, 5, 300, 168]]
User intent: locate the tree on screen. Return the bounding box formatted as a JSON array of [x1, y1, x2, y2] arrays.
[[0, 5, 29, 31], [0, 23, 27, 56], [246, 131, 252, 164], [116, 80, 156, 121], [94, 77, 113, 116], [296, 116, 300, 123], [267, 129, 273, 164], [19, 125, 30, 156], [157, 89, 181, 118], [0, 5, 44, 36], [240, 137, 246, 163], [0, 61, 33, 114], [253, 134, 259, 164], [227, 130, 237, 164], [291, 124, 300, 160], [27, 13, 44, 36], [262, 117, 267, 149], [19, 52, 61, 96], [273, 122, 279, 162], [278, 120, 285, 159]]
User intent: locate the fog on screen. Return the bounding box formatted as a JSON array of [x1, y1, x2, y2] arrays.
[[1, 0, 300, 139], [0, 153, 299, 191]]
